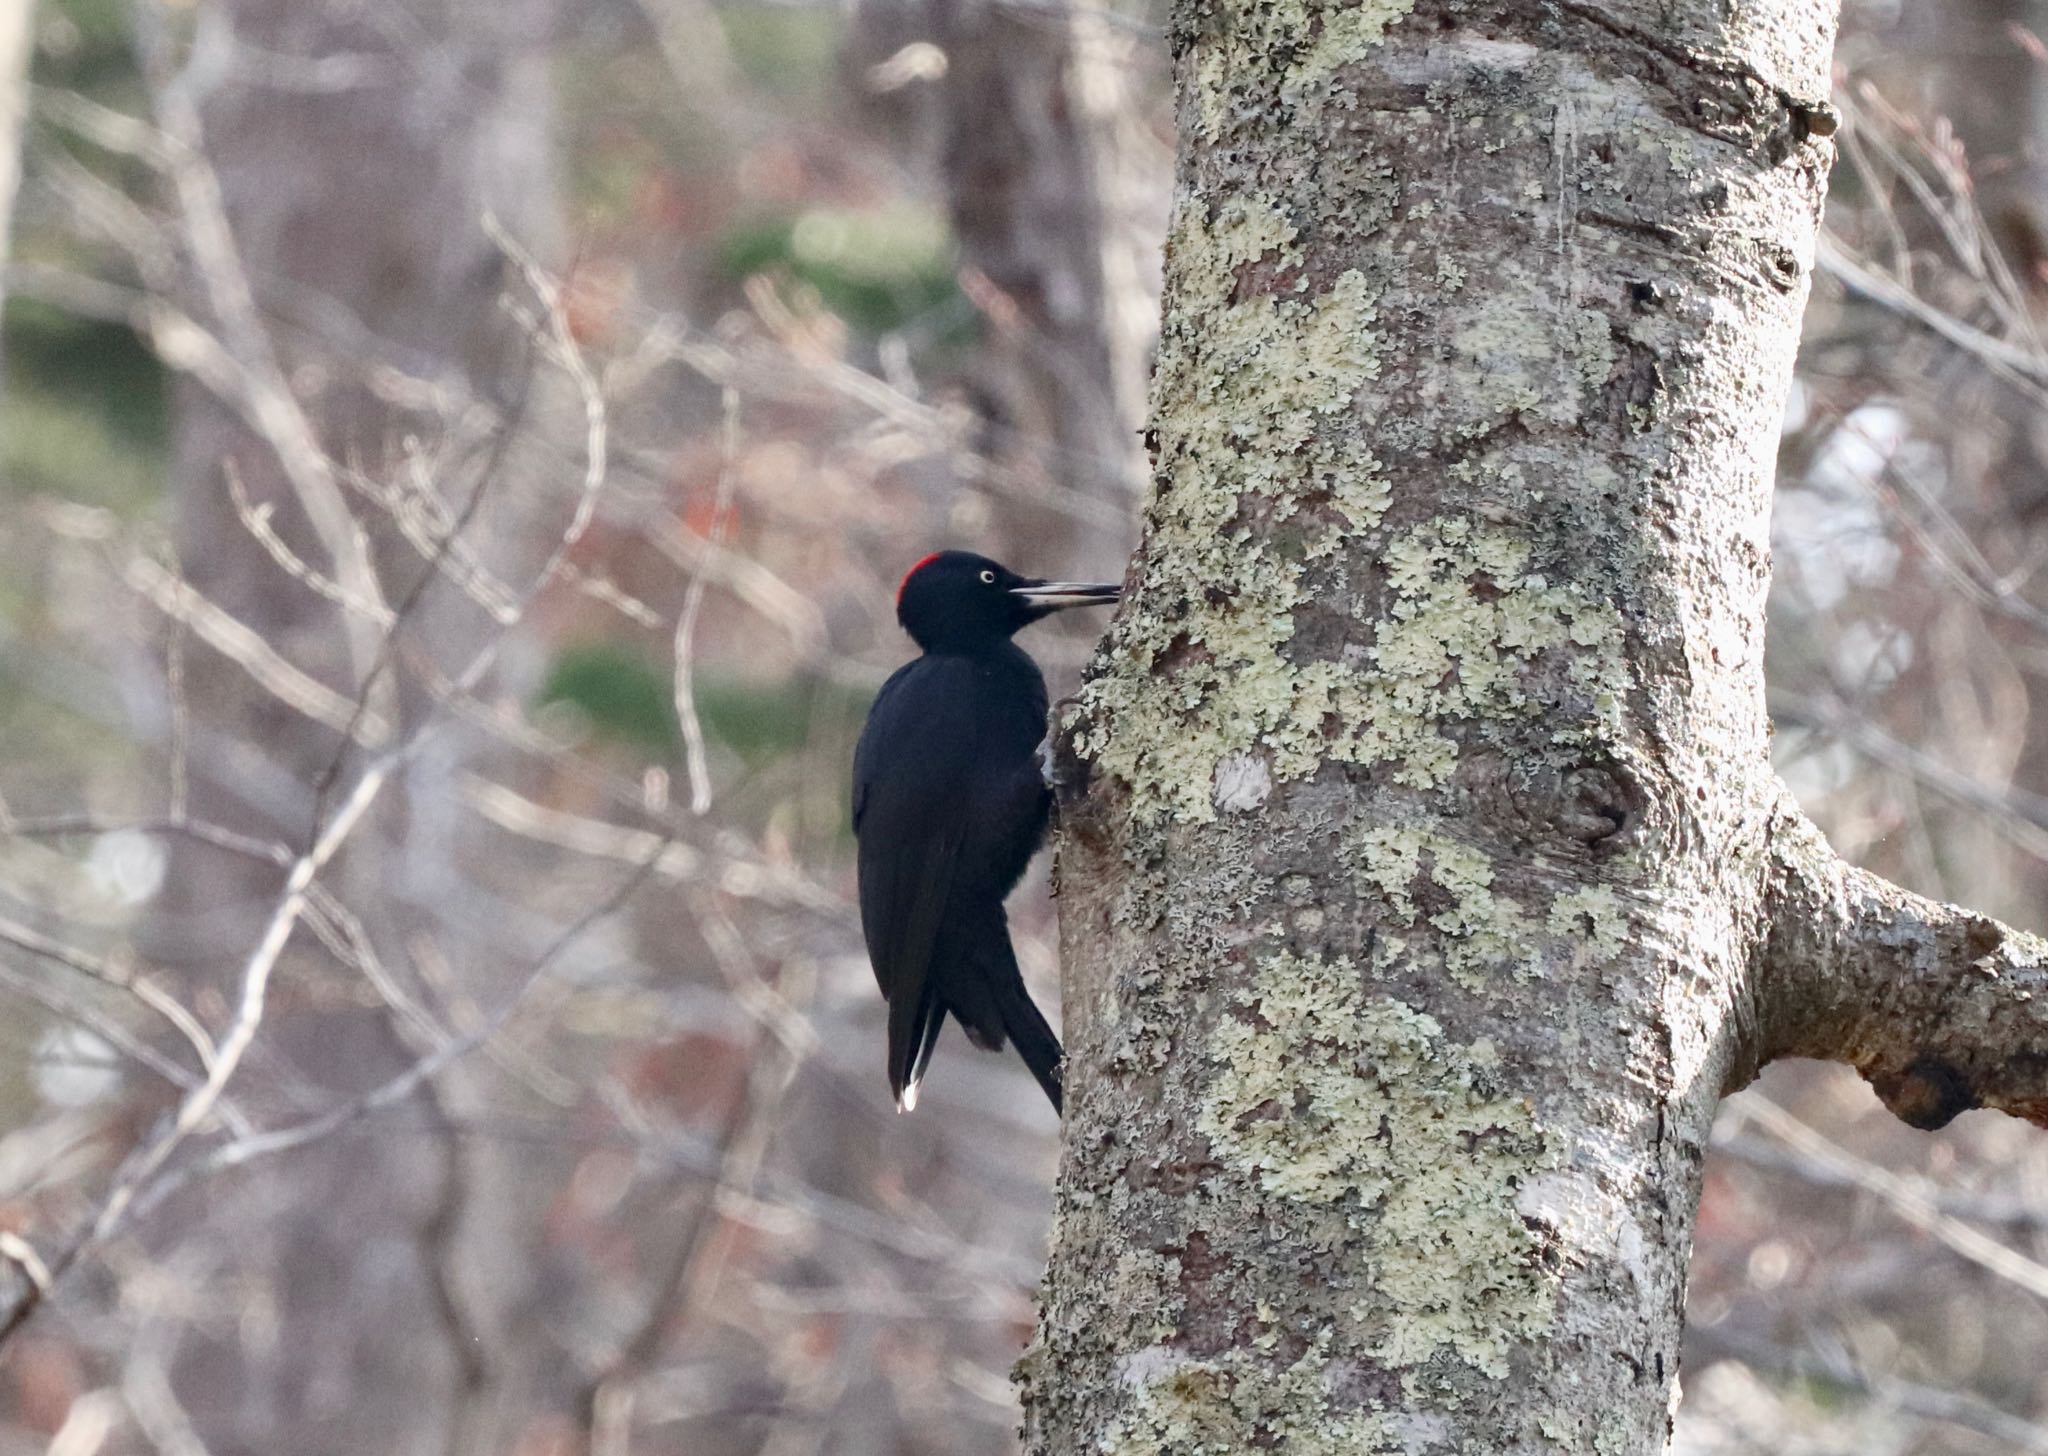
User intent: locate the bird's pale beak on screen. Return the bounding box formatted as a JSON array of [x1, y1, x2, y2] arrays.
[[1010, 581, 1122, 609]]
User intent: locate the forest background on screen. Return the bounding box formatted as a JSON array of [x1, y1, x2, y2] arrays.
[[3, 0, 2048, 1452]]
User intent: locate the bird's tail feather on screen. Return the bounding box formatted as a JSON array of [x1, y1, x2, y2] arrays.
[[928, 906, 1065, 1114], [994, 970, 1064, 1114], [892, 990, 945, 1113]]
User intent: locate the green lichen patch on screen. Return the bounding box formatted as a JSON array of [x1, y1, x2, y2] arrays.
[[1336, 518, 1627, 790], [1192, 0, 1419, 140], [1075, 193, 1389, 823], [1111, 1247, 1189, 1345], [1199, 954, 1559, 1375], [1545, 885, 1628, 961], [1439, 291, 1618, 439], [1350, 821, 1637, 988], [1103, 1340, 1390, 1456], [1085, 498, 1628, 823], [1352, 822, 1529, 988]]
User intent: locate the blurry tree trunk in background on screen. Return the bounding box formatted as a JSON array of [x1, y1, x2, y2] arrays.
[[1801, 0, 2048, 929], [852, 0, 1161, 580], [0, 0, 31, 328], [928, 0, 1155, 579], [161, 0, 562, 828], [1033, 1, 2048, 1450], [1911, 0, 2048, 281], [1911, 1, 2048, 921], [144, 2, 561, 1450]]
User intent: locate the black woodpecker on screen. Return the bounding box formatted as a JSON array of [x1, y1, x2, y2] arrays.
[[851, 551, 1120, 1114]]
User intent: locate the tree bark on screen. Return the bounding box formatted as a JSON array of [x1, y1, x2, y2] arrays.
[[1013, 1, 2048, 1450], [0, 0, 32, 326]]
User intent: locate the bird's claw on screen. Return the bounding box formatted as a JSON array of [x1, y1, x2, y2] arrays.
[[1041, 696, 1095, 805]]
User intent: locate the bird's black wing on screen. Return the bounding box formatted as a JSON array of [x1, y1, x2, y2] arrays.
[[851, 656, 982, 1109]]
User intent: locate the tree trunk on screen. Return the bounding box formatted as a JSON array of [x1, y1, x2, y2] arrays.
[[851, 0, 1162, 580], [1024, 2, 2048, 1449], [928, 0, 1158, 580], [0, 0, 32, 324], [141, 4, 563, 1450]]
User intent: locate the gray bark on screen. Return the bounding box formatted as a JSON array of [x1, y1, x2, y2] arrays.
[[0, 0, 31, 321], [1014, 0, 2048, 1450]]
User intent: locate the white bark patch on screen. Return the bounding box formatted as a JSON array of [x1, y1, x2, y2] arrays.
[[1443, 291, 1616, 436], [1115, 1343, 1186, 1391], [1211, 752, 1273, 813], [1516, 1168, 1654, 1295]]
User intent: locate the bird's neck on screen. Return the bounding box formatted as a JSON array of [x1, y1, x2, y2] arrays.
[[922, 641, 1046, 693], [920, 638, 1032, 668]]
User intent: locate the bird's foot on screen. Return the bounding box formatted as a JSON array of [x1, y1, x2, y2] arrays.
[[1041, 696, 1096, 803]]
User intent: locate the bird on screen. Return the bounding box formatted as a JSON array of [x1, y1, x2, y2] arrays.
[[851, 550, 1121, 1115]]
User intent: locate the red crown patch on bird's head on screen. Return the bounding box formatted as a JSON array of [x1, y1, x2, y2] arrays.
[[896, 552, 944, 606]]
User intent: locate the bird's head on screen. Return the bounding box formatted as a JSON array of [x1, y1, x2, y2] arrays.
[[895, 550, 1120, 653]]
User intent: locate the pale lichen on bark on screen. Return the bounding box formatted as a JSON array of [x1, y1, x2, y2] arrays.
[[1072, 193, 1389, 823], [1199, 952, 1559, 1376], [1102, 1339, 1394, 1455]]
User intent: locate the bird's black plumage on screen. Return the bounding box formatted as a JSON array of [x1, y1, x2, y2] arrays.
[[851, 551, 1119, 1114]]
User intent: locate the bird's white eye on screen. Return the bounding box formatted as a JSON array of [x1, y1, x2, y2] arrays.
[[979, 569, 997, 584]]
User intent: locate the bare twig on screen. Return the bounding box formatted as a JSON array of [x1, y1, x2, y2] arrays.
[[0, 760, 392, 1349], [224, 460, 395, 626], [130, 5, 386, 678], [674, 388, 741, 817], [1689, 1321, 2048, 1453], [577, 895, 816, 1441], [132, 826, 674, 1212], [1722, 1094, 2048, 1299], [0, 911, 220, 1077], [119, 552, 392, 745]]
